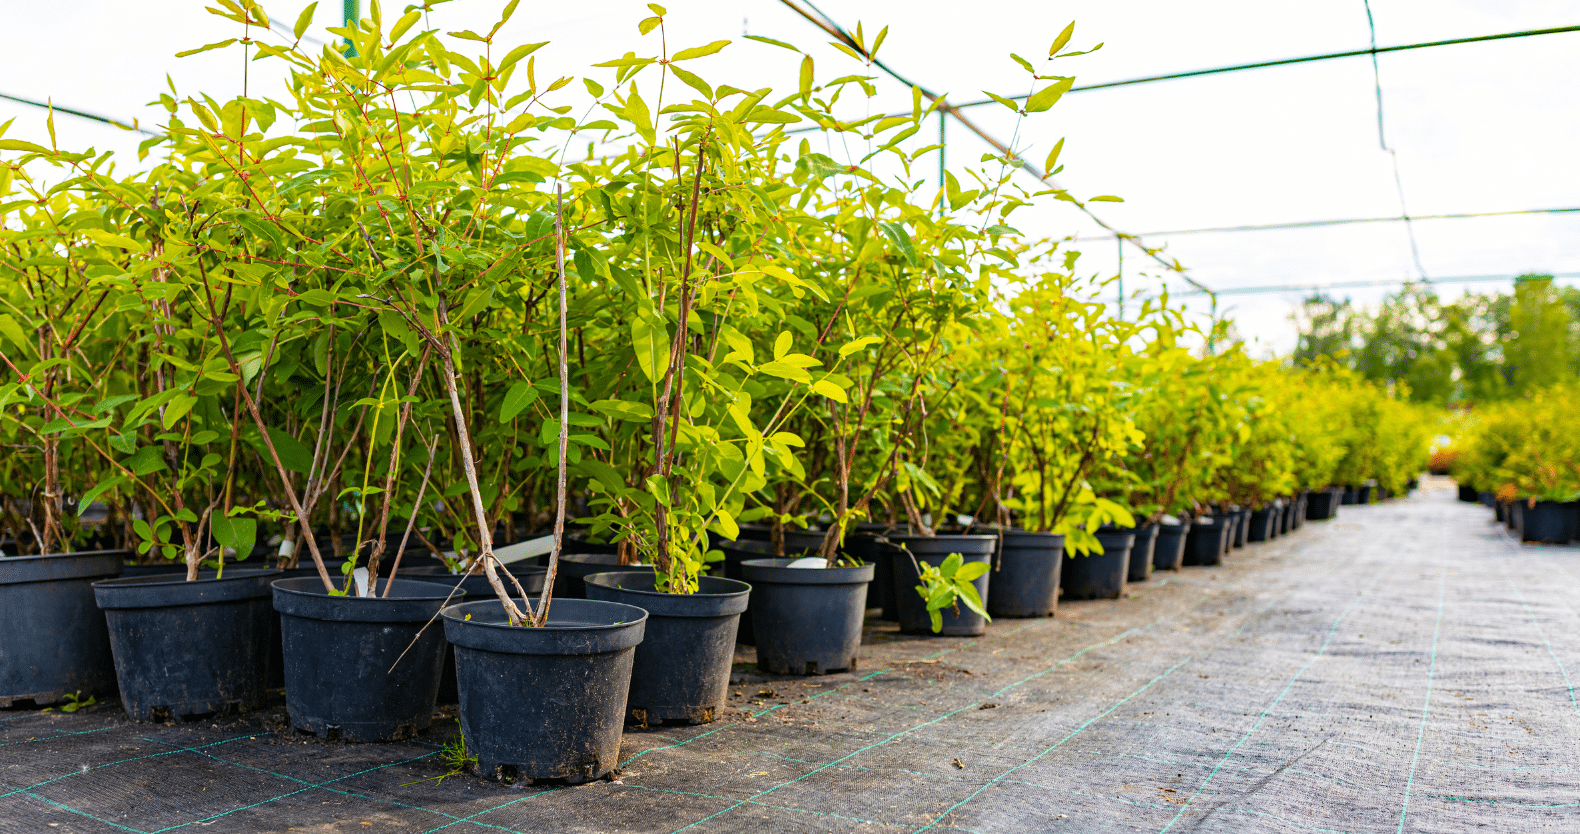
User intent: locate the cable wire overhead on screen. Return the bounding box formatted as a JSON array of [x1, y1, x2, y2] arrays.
[[778, 0, 1212, 297]]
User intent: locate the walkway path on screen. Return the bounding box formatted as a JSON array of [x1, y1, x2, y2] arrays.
[[4, 479, 1577, 832]]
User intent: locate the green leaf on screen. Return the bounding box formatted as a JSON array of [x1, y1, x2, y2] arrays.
[[940, 552, 964, 577], [625, 87, 655, 145], [127, 446, 168, 476], [758, 361, 812, 383], [293, 2, 318, 38], [667, 65, 713, 100], [632, 315, 670, 383], [211, 514, 257, 557], [982, 91, 1021, 113], [499, 380, 538, 422], [955, 579, 991, 620], [261, 427, 313, 475], [175, 39, 238, 58], [878, 221, 918, 266], [1089, 195, 1124, 203], [773, 331, 792, 361], [838, 336, 882, 357], [811, 379, 847, 402], [162, 393, 198, 430], [1043, 137, 1065, 174], [78, 477, 126, 515], [591, 399, 655, 422], [1024, 77, 1073, 113], [955, 561, 990, 581], [745, 35, 799, 52], [671, 40, 730, 62], [0, 315, 28, 351], [1049, 22, 1076, 57], [498, 41, 547, 74]]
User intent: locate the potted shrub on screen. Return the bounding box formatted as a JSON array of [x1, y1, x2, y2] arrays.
[[0, 173, 131, 707]]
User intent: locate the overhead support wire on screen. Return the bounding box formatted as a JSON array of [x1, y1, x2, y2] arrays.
[[0, 92, 159, 137], [1072, 206, 1580, 240], [1362, 0, 1427, 280], [787, 22, 1580, 131], [1177, 271, 1580, 298], [776, 0, 1213, 298]]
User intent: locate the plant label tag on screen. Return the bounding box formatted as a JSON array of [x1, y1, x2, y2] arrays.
[[353, 566, 370, 596], [785, 557, 828, 569]]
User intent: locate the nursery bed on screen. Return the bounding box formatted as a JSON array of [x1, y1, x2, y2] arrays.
[[5, 478, 1579, 833]]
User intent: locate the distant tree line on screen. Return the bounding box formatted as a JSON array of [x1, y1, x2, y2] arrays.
[[1291, 274, 1577, 405]]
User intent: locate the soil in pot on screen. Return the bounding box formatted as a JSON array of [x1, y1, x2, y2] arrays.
[[986, 532, 1064, 618], [1128, 525, 1159, 582], [889, 535, 997, 636], [584, 572, 750, 725], [1183, 518, 1227, 566], [741, 558, 873, 674], [442, 598, 646, 782], [403, 566, 547, 706], [1062, 531, 1132, 600], [272, 576, 457, 741], [1153, 521, 1191, 571], [2, 550, 124, 707], [93, 568, 278, 721]]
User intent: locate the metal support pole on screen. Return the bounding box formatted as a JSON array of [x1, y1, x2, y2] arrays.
[[343, 0, 359, 56]]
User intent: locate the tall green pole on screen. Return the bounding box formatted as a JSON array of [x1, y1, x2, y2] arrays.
[[343, 0, 359, 56]]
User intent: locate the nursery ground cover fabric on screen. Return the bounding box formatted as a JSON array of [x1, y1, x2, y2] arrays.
[[3, 478, 1578, 832]]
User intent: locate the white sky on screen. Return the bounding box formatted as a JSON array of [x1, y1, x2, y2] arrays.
[[4, 0, 1577, 355]]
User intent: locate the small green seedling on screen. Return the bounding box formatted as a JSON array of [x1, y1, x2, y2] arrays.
[[41, 691, 96, 714], [913, 553, 992, 633]]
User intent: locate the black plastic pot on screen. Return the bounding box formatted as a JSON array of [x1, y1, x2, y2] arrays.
[[1357, 485, 1374, 505], [272, 577, 456, 741], [1509, 500, 1523, 532], [93, 569, 278, 721], [1280, 501, 1295, 534], [403, 566, 547, 705], [1231, 510, 1250, 548], [584, 572, 749, 725], [1183, 517, 1227, 566], [1153, 521, 1191, 571], [118, 561, 193, 579], [889, 535, 996, 636], [1062, 531, 1132, 600], [1292, 495, 1307, 530], [442, 598, 646, 782], [1248, 508, 1277, 542], [1520, 501, 1575, 544], [741, 559, 873, 674], [986, 532, 1064, 617], [1, 551, 123, 707], [840, 533, 899, 619], [555, 552, 650, 600], [1128, 525, 1159, 582], [1478, 491, 1495, 508], [1306, 490, 1339, 521]]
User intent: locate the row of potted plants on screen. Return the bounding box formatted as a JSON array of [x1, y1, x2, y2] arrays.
[[0, 2, 1431, 780], [1451, 383, 1580, 544]]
